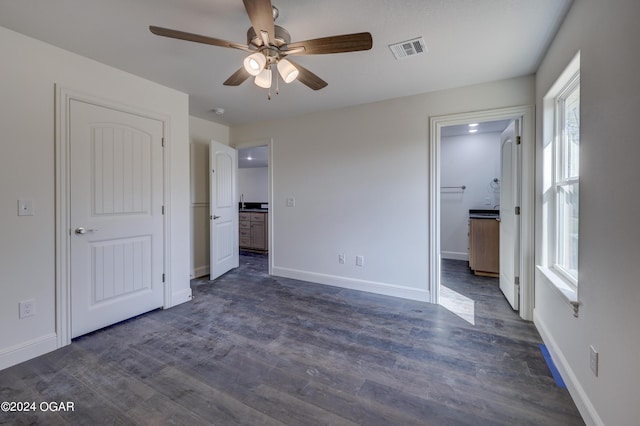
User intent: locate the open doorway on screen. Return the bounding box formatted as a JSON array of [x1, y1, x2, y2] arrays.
[[429, 106, 535, 321], [438, 119, 509, 323], [236, 139, 273, 275]]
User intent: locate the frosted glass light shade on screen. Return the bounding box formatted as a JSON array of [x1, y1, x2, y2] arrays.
[[277, 59, 299, 83], [243, 52, 266, 76], [254, 68, 272, 88]]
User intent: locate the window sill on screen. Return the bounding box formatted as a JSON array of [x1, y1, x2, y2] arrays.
[[536, 265, 580, 317]]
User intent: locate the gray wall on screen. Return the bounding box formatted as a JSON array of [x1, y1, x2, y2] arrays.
[[534, 0, 640, 424], [232, 76, 534, 301]]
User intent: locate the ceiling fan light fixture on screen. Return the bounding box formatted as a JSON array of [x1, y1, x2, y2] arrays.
[[243, 52, 266, 76], [254, 68, 272, 88], [277, 59, 299, 83]]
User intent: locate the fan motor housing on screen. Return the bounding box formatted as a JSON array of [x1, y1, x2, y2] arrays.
[[247, 25, 291, 49]]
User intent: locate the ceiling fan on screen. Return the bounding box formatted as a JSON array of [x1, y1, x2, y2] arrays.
[[149, 0, 373, 95]]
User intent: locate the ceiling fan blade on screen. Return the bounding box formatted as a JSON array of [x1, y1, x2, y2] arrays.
[[286, 59, 327, 90], [223, 67, 252, 86], [149, 26, 250, 52], [242, 0, 275, 46], [287, 32, 373, 55]]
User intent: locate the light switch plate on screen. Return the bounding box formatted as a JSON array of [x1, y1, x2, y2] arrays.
[[590, 345, 599, 376], [18, 199, 34, 216]]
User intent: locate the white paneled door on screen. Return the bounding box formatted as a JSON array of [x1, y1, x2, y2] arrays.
[[70, 100, 164, 338], [209, 140, 238, 280], [499, 120, 521, 310]]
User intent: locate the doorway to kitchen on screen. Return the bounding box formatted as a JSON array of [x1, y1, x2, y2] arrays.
[[237, 139, 273, 275], [429, 106, 535, 321]]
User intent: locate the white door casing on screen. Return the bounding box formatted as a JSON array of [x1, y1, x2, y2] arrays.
[[70, 99, 164, 338], [499, 120, 521, 310], [210, 140, 239, 279], [429, 105, 534, 320]]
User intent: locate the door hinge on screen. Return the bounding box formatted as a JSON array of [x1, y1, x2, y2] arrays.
[[515, 276, 520, 285], [162, 273, 165, 283], [515, 206, 521, 215], [212, 169, 215, 174], [162, 205, 165, 215], [161, 137, 165, 147], [516, 136, 521, 145]]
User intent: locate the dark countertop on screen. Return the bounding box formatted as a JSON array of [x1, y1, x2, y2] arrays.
[[239, 202, 268, 212], [469, 209, 499, 219]]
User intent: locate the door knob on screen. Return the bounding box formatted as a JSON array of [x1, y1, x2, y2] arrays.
[[75, 227, 98, 235], [212, 215, 221, 220]]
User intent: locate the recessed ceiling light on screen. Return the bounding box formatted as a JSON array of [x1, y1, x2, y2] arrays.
[[468, 123, 479, 127], [247, 156, 253, 161], [469, 129, 478, 133]]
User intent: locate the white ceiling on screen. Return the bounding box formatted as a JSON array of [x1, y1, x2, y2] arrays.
[[239, 145, 268, 168], [441, 119, 511, 138], [0, 0, 572, 126]]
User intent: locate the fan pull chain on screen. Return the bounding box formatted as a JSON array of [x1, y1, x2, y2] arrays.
[[267, 64, 274, 100], [275, 66, 280, 96]]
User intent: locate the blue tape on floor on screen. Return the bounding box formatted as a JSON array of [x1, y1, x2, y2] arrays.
[[539, 344, 567, 388]]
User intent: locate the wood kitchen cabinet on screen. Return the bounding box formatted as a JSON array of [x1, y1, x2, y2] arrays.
[[239, 211, 268, 252], [469, 218, 499, 277]]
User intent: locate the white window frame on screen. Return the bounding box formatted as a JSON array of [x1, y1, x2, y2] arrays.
[[552, 74, 580, 286], [540, 52, 580, 302]]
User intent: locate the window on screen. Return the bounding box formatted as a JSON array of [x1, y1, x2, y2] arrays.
[[541, 52, 580, 294], [554, 77, 580, 283]]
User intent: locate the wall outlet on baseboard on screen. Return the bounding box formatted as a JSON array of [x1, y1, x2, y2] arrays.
[[589, 345, 599, 376], [19, 299, 36, 318]]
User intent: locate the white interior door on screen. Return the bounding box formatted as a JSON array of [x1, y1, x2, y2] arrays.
[[70, 100, 164, 338], [210, 140, 239, 279], [499, 120, 520, 310]]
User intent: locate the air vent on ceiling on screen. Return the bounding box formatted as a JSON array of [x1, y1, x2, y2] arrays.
[[389, 37, 428, 60]]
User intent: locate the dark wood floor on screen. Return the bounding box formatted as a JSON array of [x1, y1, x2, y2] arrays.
[[0, 254, 583, 425]]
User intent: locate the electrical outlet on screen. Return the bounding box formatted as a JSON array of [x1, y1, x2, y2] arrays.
[[356, 255, 364, 267], [589, 345, 599, 376], [338, 254, 345, 264], [19, 299, 36, 319], [286, 197, 296, 207]]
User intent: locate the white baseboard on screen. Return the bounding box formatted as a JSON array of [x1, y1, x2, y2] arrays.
[[441, 251, 469, 261], [272, 266, 431, 303], [0, 332, 58, 371], [534, 310, 603, 426], [191, 265, 210, 279]]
